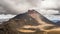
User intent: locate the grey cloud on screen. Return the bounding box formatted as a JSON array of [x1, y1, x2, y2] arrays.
[[0, 0, 60, 15], [0, 0, 42, 15]]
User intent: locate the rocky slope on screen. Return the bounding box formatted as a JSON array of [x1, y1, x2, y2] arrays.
[[0, 10, 59, 34]]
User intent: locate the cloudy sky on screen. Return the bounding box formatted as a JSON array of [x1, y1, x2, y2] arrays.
[[0, 0, 60, 15]]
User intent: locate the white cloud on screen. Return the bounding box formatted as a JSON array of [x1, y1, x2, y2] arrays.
[[0, 14, 16, 19], [0, 0, 60, 15], [40, 0, 60, 9], [0, 0, 41, 14]]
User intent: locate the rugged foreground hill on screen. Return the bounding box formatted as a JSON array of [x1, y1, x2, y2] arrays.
[[0, 10, 60, 34]]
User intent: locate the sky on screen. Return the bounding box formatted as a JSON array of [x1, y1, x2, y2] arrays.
[[0, 14, 16, 19], [0, 0, 60, 15], [0, 0, 60, 22]]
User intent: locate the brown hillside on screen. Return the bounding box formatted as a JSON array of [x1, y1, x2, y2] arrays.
[[0, 10, 60, 34]]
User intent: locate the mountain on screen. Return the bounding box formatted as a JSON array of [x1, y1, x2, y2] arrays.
[[55, 21, 60, 26], [0, 10, 59, 34]]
